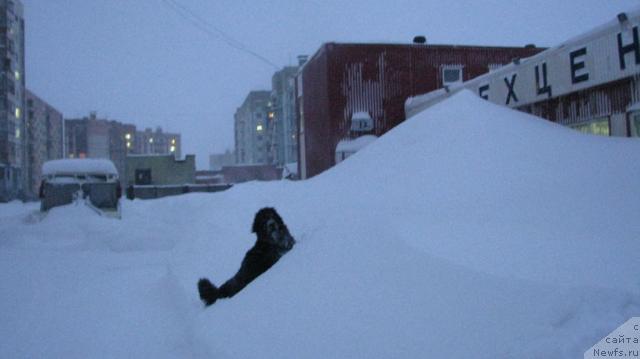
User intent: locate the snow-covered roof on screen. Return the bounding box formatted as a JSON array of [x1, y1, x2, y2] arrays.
[[628, 101, 640, 112], [335, 135, 378, 153], [352, 111, 371, 120], [42, 159, 118, 177], [282, 162, 298, 177]]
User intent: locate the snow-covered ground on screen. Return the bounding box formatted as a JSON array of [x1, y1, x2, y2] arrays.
[[1, 91, 639, 358]]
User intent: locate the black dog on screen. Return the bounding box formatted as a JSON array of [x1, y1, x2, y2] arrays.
[[198, 207, 295, 306]]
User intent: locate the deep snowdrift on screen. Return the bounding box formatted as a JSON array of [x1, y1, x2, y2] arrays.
[[1, 91, 638, 358]]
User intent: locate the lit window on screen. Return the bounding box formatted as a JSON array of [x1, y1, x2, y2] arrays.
[[149, 138, 154, 144], [125, 133, 131, 140], [268, 112, 275, 119], [126, 141, 131, 148], [171, 138, 176, 145], [256, 124, 263, 132], [15, 107, 20, 118], [14, 71, 19, 80], [170, 145, 176, 153], [69, 153, 75, 158], [569, 117, 610, 136], [15, 128, 20, 139]]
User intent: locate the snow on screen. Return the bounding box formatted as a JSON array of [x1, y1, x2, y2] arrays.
[[1, 91, 639, 358], [335, 135, 378, 153], [282, 162, 298, 178], [628, 101, 640, 111], [42, 159, 118, 177], [352, 111, 371, 120]]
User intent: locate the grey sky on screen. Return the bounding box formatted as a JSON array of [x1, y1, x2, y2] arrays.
[[24, 0, 638, 168]]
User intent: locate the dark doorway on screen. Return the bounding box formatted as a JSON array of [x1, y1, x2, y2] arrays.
[[135, 169, 152, 185]]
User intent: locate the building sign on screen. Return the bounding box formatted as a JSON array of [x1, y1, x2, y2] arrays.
[[465, 14, 640, 108]]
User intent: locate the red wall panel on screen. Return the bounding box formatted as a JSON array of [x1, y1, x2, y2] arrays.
[[299, 43, 544, 178]]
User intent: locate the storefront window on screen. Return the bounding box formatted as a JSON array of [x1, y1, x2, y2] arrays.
[[569, 117, 610, 136]]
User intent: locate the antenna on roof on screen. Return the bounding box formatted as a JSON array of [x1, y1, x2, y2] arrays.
[[413, 36, 427, 44], [617, 12, 628, 24]]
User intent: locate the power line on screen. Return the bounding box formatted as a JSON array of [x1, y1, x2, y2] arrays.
[[160, 0, 280, 70]]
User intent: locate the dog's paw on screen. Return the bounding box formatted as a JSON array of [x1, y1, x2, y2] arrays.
[[198, 278, 219, 306]]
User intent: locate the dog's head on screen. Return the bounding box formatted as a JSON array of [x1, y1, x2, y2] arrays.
[[252, 207, 295, 251]]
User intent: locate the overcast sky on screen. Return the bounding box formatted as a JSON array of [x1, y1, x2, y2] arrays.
[[24, 0, 638, 168]]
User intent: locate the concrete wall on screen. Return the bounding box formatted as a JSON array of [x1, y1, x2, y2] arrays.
[[125, 154, 195, 186], [126, 184, 232, 200]]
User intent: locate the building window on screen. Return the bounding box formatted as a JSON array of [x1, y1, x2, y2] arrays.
[[442, 66, 463, 86], [569, 117, 610, 136], [256, 124, 264, 132], [488, 63, 503, 72], [629, 111, 640, 137]]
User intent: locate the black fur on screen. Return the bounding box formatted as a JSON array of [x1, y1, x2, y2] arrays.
[[198, 278, 218, 306], [198, 207, 295, 307]]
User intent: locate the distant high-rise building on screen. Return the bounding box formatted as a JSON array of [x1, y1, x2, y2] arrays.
[[234, 91, 270, 165], [0, 0, 25, 201], [110, 121, 136, 179], [65, 114, 182, 181], [133, 127, 181, 158], [26, 90, 63, 198], [209, 149, 235, 170], [65, 113, 137, 179], [267, 65, 299, 166]]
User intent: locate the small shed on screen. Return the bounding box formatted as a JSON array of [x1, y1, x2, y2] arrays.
[[40, 159, 121, 212]]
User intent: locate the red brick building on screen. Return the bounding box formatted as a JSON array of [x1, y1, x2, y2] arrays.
[[296, 42, 544, 179]]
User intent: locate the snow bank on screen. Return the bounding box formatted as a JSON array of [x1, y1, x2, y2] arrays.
[[335, 134, 378, 153], [1, 91, 638, 358]]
